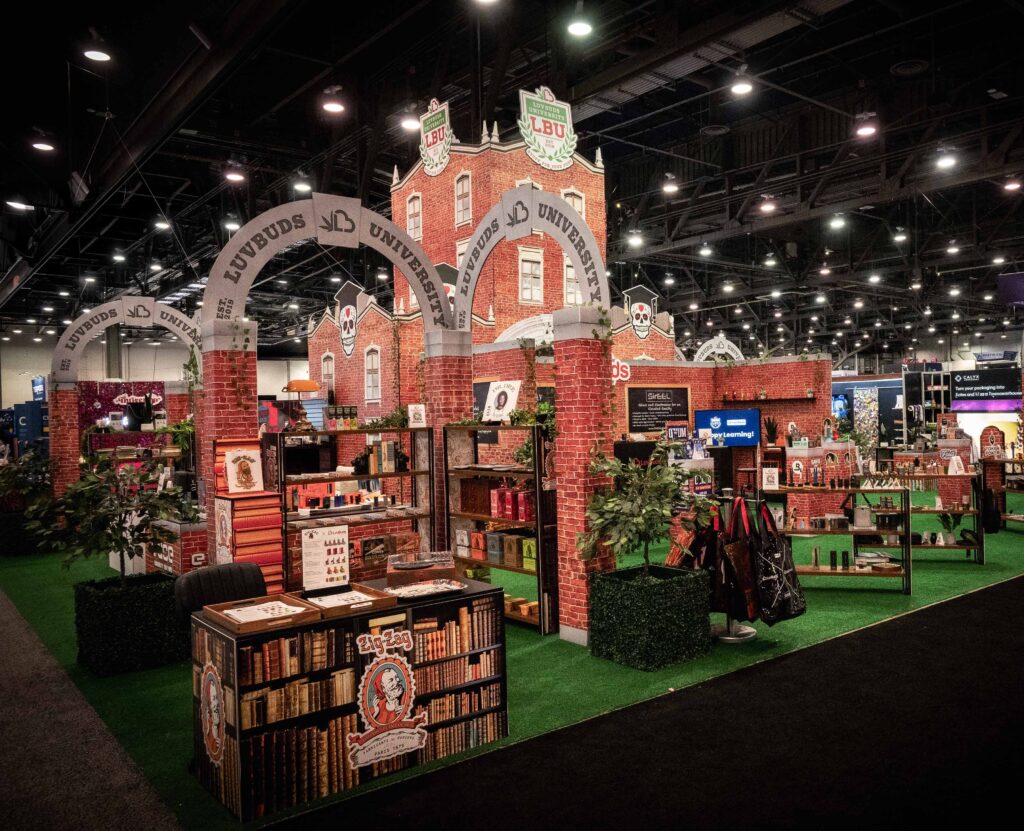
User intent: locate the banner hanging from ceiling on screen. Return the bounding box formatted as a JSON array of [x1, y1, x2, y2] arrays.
[[419, 99, 454, 176], [518, 86, 577, 171]]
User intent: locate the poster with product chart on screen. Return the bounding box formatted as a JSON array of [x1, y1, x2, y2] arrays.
[[301, 525, 349, 590], [214, 499, 232, 564], [627, 386, 690, 433]]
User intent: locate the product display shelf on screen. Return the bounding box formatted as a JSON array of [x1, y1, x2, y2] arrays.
[[191, 579, 507, 822], [776, 485, 913, 594], [721, 395, 817, 403], [443, 424, 558, 635], [266, 428, 434, 592]]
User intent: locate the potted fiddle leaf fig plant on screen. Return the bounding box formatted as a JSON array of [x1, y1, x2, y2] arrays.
[[26, 459, 190, 676], [579, 439, 714, 671]]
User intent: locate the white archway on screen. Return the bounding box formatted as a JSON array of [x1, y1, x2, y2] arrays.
[[51, 296, 201, 383], [201, 193, 453, 331], [452, 185, 610, 331], [495, 313, 553, 343]]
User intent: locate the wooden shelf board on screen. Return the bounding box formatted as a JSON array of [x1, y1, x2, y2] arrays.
[[283, 427, 431, 436], [454, 555, 536, 576], [449, 511, 536, 528], [775, 487, 908, 495], [503, 609, 540, 626], [1001, 514, 1024, 522], [284, 509, 428, 527], [448, 468, 534, 480], [784, 527, 902, 537], [722, 396, 817, 403], [424, 704, 504, 732], [412, 644, 502, 668], [285, 469, 428, 485], [872, 508, 976, 516], [795, 566, 904, 578]]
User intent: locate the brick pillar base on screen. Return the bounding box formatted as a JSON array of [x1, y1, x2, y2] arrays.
[[200, 320, 258, 557], [553, 307, 615, 646], [49, 384, 80, 498], [423, 331, 473, 550]]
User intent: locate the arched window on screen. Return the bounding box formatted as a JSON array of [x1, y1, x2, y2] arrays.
[[406, 194, 422, 240], [321, 353, 335, 404], [364, 346, 381, 403], [455, 173, 472, 225]]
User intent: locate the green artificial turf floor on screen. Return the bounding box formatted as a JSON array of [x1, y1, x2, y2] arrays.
[[1, 488, 1022, 828]]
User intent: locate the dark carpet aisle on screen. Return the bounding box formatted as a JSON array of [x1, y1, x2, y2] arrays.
[[283, 576, 1024, 831], [0, 592, 180, 831]]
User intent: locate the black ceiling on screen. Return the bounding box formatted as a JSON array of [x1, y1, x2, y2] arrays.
[[2, 0, 1023, 362]]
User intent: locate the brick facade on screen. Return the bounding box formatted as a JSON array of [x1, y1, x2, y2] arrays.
[[49, 386, 80, 498], [146, 523, 208, 576]]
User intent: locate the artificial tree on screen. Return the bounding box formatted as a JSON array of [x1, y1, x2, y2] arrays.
[[0, 445, 51, 555], [579, 438, 714, 670], [27, 460, 190, 675]]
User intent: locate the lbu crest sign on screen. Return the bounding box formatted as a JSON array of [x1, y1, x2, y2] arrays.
[[419, 99, 453, 177], [518, 86, 576, 171]]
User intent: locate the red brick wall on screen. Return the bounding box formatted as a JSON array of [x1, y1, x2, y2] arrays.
[[611, 326, 676, 361], [473, 345, 537, 411], [165, 392, 191, 425], [554, 334, 615, 634], [308, 315, 340, 403], [50, 387, 80, 497], [423, 354, 474, 548], [391, 142, 605, 343], [201, 349, 259, 556], [146, 526, 208, 576]]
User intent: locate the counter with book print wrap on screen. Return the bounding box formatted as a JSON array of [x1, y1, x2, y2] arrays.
[[191, 578, 507, 821]]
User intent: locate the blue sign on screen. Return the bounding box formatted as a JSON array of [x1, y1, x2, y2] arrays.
[[31, 376, 46, 402], [694, 408, 761, 447]]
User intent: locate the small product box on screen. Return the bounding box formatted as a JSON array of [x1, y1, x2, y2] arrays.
[[522, 555, 537, 573], [499, 488, 515, 520], [387, 531, 421, 556], [502, 534, 523, 568], [455, 528, 470, 548], [521, 537, 537, 560], [518, 600, 540, 620], [456, 544, 471, 561], [489, 488, 502, 518], [515, 490, 536, 522], [486, 532, 504, 563]]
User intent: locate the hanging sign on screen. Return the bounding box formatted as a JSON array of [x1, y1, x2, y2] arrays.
[[517, 86, 577, 171], [347, 628, 427, 768], [693, 335, 744, 362], [419, 99, 454, 176]]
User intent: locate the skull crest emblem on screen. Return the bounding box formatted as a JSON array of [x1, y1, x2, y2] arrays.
[[340, 305, 357, 356], [631, 302, 652, 339]]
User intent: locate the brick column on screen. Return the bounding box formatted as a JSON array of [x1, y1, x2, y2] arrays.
[[423, 330, 473, 549], [163, 381, 192, 424], [553, 307, 615, 646], [49, 382, 80, 498], [200, 319, 258, 557]]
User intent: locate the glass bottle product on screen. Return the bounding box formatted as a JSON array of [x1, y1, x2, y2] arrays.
[[829, 549, 838, 570], [841, 550, 850, 570]]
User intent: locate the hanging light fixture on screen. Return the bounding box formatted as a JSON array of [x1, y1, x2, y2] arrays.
[[854, 112, 878, 137], [627, 229, 643, 248], [321, 86, 346, 114], [893, 227, 908, 243], [698, 242, 712, 257], [662, 173, 679, 194], [730, 65, 753, 96]]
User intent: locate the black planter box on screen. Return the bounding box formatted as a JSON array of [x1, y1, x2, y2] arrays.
[[0, 510, 38, 556], [74, 572, 188, 676], [589, 565, 712, 671]]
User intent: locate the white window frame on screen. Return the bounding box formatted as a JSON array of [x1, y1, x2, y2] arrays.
[[563, 256, 583, 306], [560, 188, 585, 220], [409, 284, 419, 310], [455, 172, 472, 227], [518, 246, 544, 306], [364, 345, 382, 404], [321, 352, 335, 389], [455, 238, 470, 270], [406, 192, 422, 240]]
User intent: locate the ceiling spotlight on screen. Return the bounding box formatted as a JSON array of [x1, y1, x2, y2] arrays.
[[722, 283, 734, 293], [330, 275, 341, 283], [662, 174, 679, 194], [759, 197, 776, 213], [321, 87, 345, 114], [742, 323, 750, 330], [844, 317, 852, 325], [706, 320, 715, 327], [567, 16, 593, 37], [664, 274, 676, 286], [765, 254, 777, 267], [819, 266, 831, 276], [112, 253, 125, 262], [287, 303, 299, 310], [815, 294, 826, 304], [225, 169, 246, 183], [730, 66, 753, 96], [83, 45, 111, 62], [150, 263, 162, 272], [293, 180, 312, 193], [952, 311, 961, 319], [928, 326, 936, 333], [770, 290, 781, 298], [42, 306, 53, 312], [984, 293, 994, 301], [854, 113, 878, 137], [154, 219, 171, 230], [224, 220, 241, 232], [5, 201, 33, 211], [937, 338, 944, 344], [688, 302, 699, 310], [874, 320, 883, 328], [734, 306, 743, 314], [377, 268, 391, 281], [854, 299, 864, 308], [683, 330, 692, 337], [26, 318, 36, 324], [400, 112, 420, 132], [62, 319, 72, 325], [936, 150, 957, 170], [45, 329, 55, 335], [993, 255, 1006, 265], [924, 307, 932, 316], [627, 230, 643, 248], [949, 287, 961, 296], [904, 323, 912, 330], [946, 243, 960, 255], [829, 214, 846, 230], [32, 141, 55, 152], [893, 228, 908, 243], [868, 274, 881, 284], [910, 281, 922, 290], [84, 276, 96, 283], [698, 242, 712, 257], [32, 337, 42, 343], [1004, 179, 1021, 192], [774, 310, 783, 318], [58, 290, 69, 297]]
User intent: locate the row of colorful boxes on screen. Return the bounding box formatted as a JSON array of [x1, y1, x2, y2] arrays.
[[489, 488, 536, 522], [454, 528, 537, 572]]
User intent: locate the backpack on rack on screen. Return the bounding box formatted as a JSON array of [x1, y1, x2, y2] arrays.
[[754, 501, 807, 626], [717, 497, 761, 622]]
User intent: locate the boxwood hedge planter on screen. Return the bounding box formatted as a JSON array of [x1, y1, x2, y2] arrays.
[[0, 508, 39, 556], [589, 565, 712, 671], [74, 572, 188, 676]]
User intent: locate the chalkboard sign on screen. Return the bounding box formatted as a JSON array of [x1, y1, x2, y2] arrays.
[[627, 386, 689, 433]]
